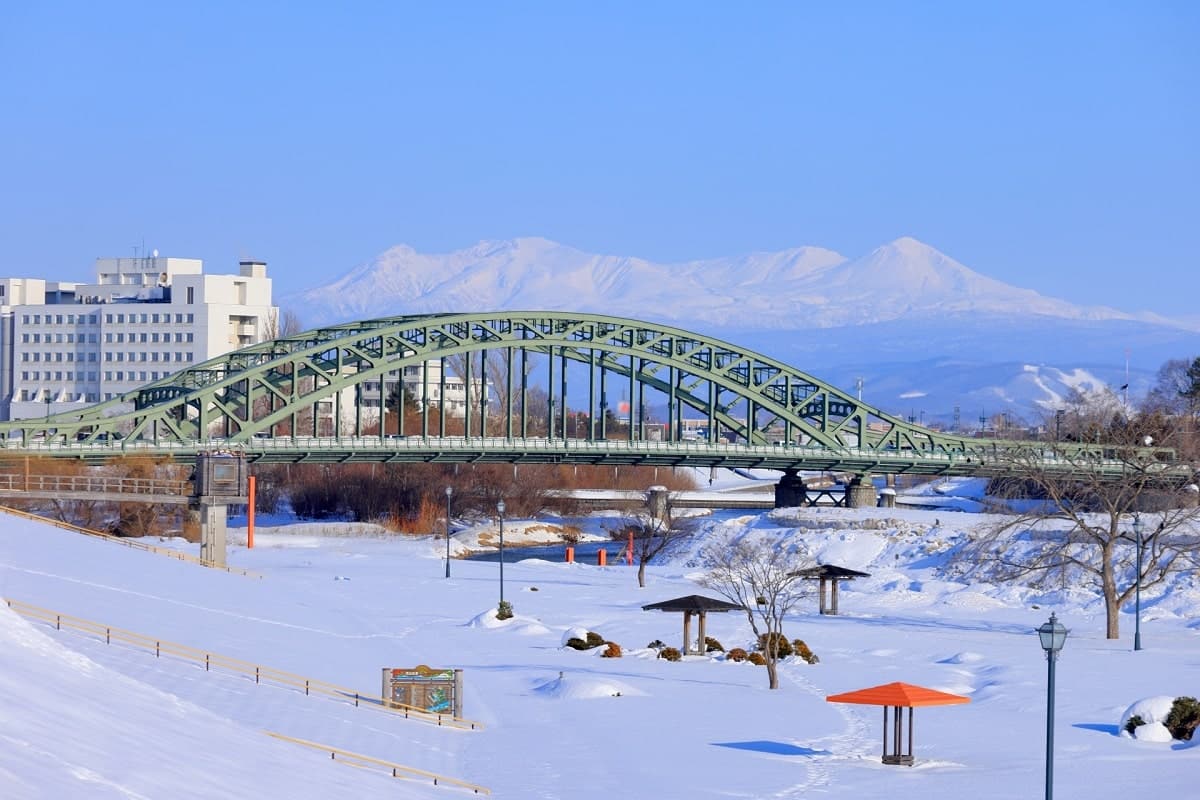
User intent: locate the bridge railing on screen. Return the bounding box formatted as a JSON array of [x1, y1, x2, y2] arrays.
[[0, 473, 191, 496], [1, 433, 1166, 479]]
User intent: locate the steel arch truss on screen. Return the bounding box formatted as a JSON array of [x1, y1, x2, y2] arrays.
[[3, 312, 998, 455]]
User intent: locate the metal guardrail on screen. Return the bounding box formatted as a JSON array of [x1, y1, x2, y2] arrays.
[[0, 505, 259, 577], [3, 598, 482, 731], [264, 731, 490, 794], [0, 473, 191, 496], [4, 433, 1169, 477]]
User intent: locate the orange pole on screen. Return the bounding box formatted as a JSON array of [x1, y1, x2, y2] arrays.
[[247, 475, 256, 549], [627, 530, 634, 565], [598, 549, 607, 567], [565, 546, 574, 563]]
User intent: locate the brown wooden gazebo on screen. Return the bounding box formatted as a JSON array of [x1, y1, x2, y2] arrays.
[[826, 682, 970, 766], [642, 594, 744, 655], [792, 564, 870, 615]]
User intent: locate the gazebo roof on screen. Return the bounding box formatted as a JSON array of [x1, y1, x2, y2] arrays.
[[826, 681, 970, 708], [641, 595, 744, 613], [792, 564, 871, 580]]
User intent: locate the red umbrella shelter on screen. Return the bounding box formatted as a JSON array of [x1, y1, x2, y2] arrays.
[[826, 682, 970, 766]]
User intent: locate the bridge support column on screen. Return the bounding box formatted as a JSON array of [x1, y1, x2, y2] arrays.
[[845, 475, 877, 509], [646, 485, 670, 521], [190, 451, 250, 570], [774, 470, 808, 508], [192, 501, 229, 568]]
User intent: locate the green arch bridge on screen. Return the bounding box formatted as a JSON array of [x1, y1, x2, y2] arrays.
[[0, 312, 1180, 493]]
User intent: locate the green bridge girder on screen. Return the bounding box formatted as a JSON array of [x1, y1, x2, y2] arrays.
[[0, 311, 1181, 481]]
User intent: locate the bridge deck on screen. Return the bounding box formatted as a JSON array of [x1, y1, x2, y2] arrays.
[[0, 435, 1150, 480]]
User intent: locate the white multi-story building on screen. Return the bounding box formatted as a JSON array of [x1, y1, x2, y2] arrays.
[[0, 254, 276, 420], [359, 361, 488, 420]]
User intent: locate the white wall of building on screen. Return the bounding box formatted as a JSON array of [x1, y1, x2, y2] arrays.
[[0, 256, 276, 421]]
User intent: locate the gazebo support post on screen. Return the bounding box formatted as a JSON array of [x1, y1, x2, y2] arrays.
[[697, 611, 707, 654], [682, 611, 692, 655], [818, 578, 828, 614], [882, 707, 888, 759], [902, 705, 912, 762], [831, 579, 840, 615]]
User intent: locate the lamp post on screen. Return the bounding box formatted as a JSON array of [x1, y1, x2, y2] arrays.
[[496, 499, 506, 606], [1133, 514, 1144, 651], [1037, 613, 1068, 800], [444, 486, 453, 579]]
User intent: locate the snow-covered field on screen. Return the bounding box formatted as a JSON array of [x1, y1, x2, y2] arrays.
[[2, 476, 1197, 799]]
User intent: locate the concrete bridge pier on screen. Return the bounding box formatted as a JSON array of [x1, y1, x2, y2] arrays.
[[191, 501, 229, 568], [774, 470, 808, 508], [189, 451, 250, 570], [646, 485, 670, 520], [845, 474, 878, 508]]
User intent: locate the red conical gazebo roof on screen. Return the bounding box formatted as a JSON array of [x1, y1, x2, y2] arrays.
[[826, 681, 970, 708]]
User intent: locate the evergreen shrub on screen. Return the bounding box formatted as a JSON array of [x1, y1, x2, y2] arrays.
[[658, 647, 682, 662], [1124, 714, 1146, 736], [601, 642, 622, 658], [726, 648, 748, 662], [1166, 696, 1200, 741]]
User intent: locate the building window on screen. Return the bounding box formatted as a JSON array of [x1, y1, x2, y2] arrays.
[[186, 286, 194, 304]]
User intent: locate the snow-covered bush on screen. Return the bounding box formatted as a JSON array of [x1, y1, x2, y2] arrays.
[[562, 627, 591, 647], [658, 647, 681, 662], [561, 626, 606, 650], [1120, 696, 1200, 741], [726, 647, 748, 662]]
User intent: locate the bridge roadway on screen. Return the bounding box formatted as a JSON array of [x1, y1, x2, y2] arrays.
[[2, 433, 1149, 480]]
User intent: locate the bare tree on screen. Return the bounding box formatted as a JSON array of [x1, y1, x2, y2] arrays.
[[701, 534, 813, 689], [960, 416, 1200, 639], [611, 488, 691, 588]]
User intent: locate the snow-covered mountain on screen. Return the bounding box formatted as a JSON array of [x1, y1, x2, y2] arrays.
[[281, 237, 1198, 419], [284, 236, 1153, 330]]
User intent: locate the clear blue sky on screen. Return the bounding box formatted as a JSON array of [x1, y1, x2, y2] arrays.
[[1, 2, 1196, 316]]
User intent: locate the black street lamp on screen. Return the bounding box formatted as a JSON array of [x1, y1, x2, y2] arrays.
[[496, 499, 506, 605], [1037, 613, 1068, 800], [1133, 514, 1144, 651], [444, 486, 453, 579]]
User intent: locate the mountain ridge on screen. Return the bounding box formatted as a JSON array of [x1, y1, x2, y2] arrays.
[[285, 236, 1185, 332]]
